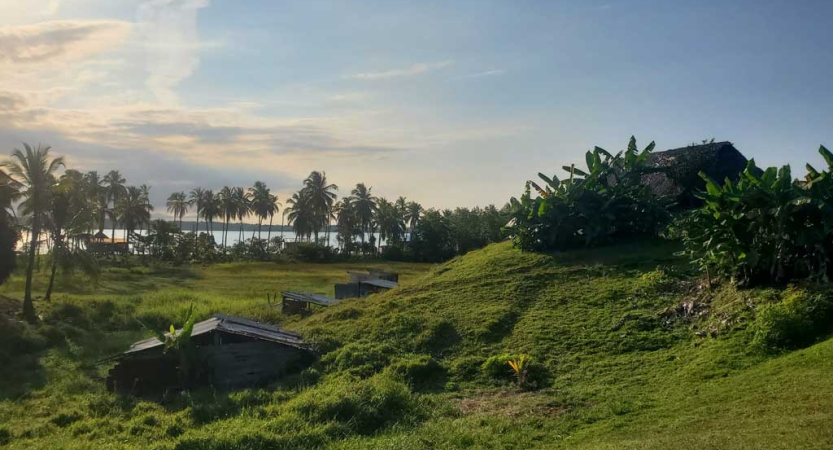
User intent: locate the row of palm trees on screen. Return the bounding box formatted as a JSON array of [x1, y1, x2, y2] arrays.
[[165, 181, 282, 247]]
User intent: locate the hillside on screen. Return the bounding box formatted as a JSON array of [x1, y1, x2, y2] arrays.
[[2, 242, 833, 449]]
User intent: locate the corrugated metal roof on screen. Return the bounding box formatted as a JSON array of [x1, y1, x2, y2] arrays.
[[282, 291, 340, 306], [122, 314, 310, 357], [360, 278, 398, 289]]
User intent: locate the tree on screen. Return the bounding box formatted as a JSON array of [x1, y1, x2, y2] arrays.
[[249, 181, 270, 240], [201, 189, 218, 233], [286, 191, 313, 241], [302, 171, 338, 242], [119, 186, 152, 254], [335, 197, 359, 254], [265, 193, 281, 244], [232, 187, 250, 243], [375, 197, 405, 250], [0, 170, 20, 285], [45, 175, 93, 300], [405, 201, 422, 231], [217, 187, 234, 247], [84, 171, 107, 235], [3, 143, 65, 321], [166, 191, 189, 230], [351, 183, 376, 244], [189, 187, 206, 233], [103, 170, 126, 245]]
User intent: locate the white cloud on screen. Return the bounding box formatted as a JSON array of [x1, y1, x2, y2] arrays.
[[136, 0, 210, 105], [448, 69, 505, 81], [347, 60, 454, 80], [0, 20, 131, 65]]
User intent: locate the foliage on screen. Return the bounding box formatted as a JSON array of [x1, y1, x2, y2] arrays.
[[284, 242, 339, 262], [509, 136, 669, 251], [0, 215, 16, 285], [507, 354, 529, 388], [750, 288, 833, 353], [481, 353, 546, 389], [676, 146, 833, 286], [139, 304, 197, 387]]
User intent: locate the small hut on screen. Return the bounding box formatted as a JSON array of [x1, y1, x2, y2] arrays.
[[105, 314, 313, 392], [281, 291, 340, 314], [335, 272, 398, 300], [644, 141, 749, 208]]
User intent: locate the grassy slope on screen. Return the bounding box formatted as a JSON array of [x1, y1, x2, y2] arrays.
[[1, 243, 833, 449]]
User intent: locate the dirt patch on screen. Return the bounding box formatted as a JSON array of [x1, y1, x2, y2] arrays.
[[453, 389, 566, 419]]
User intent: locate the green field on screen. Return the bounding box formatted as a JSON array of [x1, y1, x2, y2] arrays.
[[1, 242, 832, 449]]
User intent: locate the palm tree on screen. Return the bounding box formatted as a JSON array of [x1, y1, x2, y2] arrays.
[[166, 192, 189, 230], [351, 183, 377, 244], [45, 175, 93, 300], [103, 170, 126, 244], [405, 201, 423, 231], [137, 184, 152, 238], [217, 187, 234, 247], [201, 189, 218, 233], [302, 171, 338, 243], [232, 187, 250, 243], [0, 170, 21, 223], [285, 191, 313, 241], [84, 171, 106, 235], [3, 143, 64, 321], [119, 186, 151, 254], [265, 193, 281, 244], [335, 197, 358, 253], [375, 197, 405, 250], [249, 181, 271, 240], [189, 187, 206, 233]]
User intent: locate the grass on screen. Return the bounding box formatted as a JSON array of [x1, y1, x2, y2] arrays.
[[1, 242, 832, 449]]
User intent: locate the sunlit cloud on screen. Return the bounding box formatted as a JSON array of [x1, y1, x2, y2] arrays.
[[347, 61, 454, 80], [0, 20, 131, 65], [136, 0, 211, 105]]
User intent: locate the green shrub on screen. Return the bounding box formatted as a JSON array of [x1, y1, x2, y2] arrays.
[[284, 243, 340, 262], [508, 136, 669, 251], [448, 356, 487, 382], [751, 288, 833, 352], [385, 355, 446, 390], [284, 373, 425, 435], [0, 427, 11, 445], [481, 353, 548, 388], [321, 341, 396, 377]]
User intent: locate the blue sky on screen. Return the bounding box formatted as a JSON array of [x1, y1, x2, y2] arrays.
[[1, 0, 831, 218]]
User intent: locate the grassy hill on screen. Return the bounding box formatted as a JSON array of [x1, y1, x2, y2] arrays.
[[1, 242, 832, 449]]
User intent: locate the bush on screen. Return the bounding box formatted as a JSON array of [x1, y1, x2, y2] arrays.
[[677, 146, 833, 286], [751, 288, 833, 352], [284, 373, 425, 435], [448, 356, 487, 382], [320, 341, 396, 377], [509, 137, 669, 252], [284, 243, 339, 262], [481, 353, 548, 388], [385, 355, 445, 390]]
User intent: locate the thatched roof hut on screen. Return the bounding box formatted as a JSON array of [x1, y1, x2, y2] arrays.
[[645, 141, 749, 208]]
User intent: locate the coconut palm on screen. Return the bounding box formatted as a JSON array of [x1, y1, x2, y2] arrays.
[[285, 191, 313, 241], [405, 201, 423, 231], [0, 169, 21, 222], [232, 187, 250, 243], [201, 189, 218, 233], [137, 184, 153, 237], [189, 187, 206, 233], [375, 197, 405, 250], [166, 191, 189, 230], [3, 143, 65, 320], [249, 181, 272, 240], [265, 193, 281, 244], [84, 171, 106, 235], [302, 171, 338, 242], [217, 187, 234, 247], [103, 170, 126, 244], [350, 183, 376, 244], [119, 186, 151, 254], [45, 175, 94, 300]]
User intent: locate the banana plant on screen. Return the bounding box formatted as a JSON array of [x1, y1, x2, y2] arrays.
[[139, 304, 197, 388]]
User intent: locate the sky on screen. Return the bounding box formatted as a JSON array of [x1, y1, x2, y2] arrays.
[[1, 0, 832, 221]]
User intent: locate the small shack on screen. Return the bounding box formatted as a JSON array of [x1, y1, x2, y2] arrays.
[[105, 314, 313, 392], [335, 272, 398, 300], [644, 141, 750, 208], [281, 291, 340, 314]]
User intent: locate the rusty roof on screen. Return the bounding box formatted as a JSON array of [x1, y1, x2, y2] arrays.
[[114, 314, 310, 359]]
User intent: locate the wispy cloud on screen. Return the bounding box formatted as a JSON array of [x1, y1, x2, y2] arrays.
[[0, 20, 131, 65], [136, 0, 211, 105], [447, 69, 505, 81], [347, 60, 454, 80]]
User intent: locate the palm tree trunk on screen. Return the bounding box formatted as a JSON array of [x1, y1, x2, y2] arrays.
[[22, 216, 40, 322], [45, 232, 62, 301], [267, 216, 273, 243]]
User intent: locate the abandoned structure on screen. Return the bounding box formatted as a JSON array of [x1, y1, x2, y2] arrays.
[[335, 271, 398, 299], [281, 291, 340, 314], [105, 314, 313, 392], [645, 141, 749, 208]]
